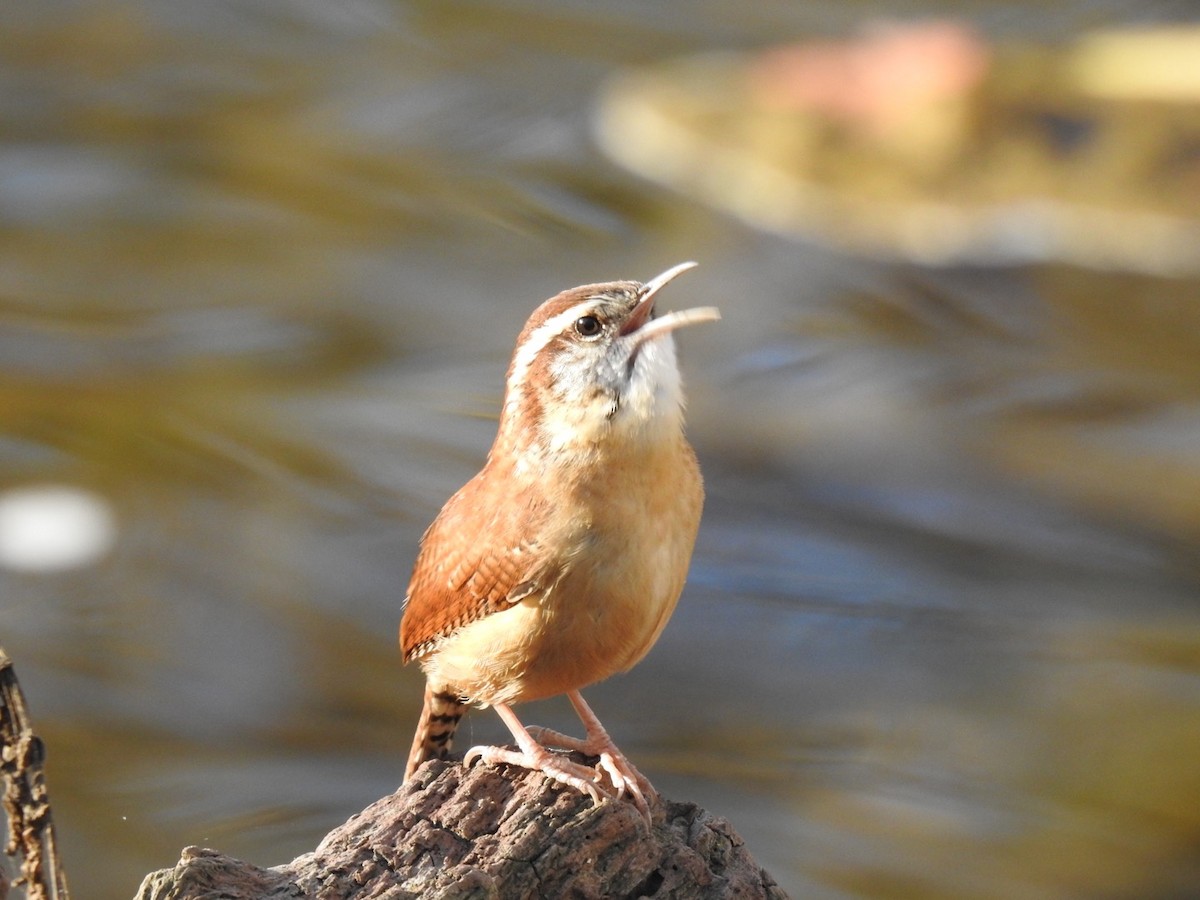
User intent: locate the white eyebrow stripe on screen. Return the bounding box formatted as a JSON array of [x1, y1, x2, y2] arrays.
[[503, 297, 608, 414]]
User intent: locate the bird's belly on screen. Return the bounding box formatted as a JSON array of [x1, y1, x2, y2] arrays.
[[421, 600, 545, 706], [519, 543, 686, 702], [423, 442, 703, 708], [424, 513, 695, 707]]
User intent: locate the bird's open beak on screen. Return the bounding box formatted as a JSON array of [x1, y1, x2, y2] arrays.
[[620, 261, 720, 340]]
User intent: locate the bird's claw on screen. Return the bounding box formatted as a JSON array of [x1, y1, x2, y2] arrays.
[[461, 742, 613, 806], [525, 726, 654, 825], [596, 750, 651, 824]]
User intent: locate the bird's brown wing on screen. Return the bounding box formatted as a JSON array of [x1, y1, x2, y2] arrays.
[[400, 470, 551, 662]]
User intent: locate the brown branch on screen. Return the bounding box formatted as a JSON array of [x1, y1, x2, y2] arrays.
[[0, 647, 70, 900], [135, 755, 790, 899]]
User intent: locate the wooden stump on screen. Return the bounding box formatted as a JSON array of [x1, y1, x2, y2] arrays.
[[134, 756, 789, 899]]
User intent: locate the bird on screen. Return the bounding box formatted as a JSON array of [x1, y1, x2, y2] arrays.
[[399, 261, 718, 820]]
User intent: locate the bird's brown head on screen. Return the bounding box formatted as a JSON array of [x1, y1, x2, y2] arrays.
[[495, 261, 719, 463]]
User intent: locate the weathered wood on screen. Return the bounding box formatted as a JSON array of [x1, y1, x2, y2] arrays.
[[0, 647, 70, 900], [135, 756, 789, 899]]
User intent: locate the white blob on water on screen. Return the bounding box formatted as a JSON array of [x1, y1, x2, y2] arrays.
[[0, 485, 117, 572]]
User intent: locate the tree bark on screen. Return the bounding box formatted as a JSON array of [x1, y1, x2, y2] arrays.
[[134, 756, 789, 899]]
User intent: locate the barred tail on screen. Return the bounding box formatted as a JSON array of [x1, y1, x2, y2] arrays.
[[404, 683, 467, 782]]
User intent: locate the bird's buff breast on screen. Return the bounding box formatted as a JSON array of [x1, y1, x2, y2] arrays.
[[423, 444, 703, 707]]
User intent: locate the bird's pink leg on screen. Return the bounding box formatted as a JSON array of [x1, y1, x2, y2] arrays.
[[463, 702, 614, 806], [526, 690, 654, 822]]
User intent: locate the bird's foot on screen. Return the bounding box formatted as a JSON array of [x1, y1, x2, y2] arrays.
[[526, 725, 653, 824], [462, 742, 614, 806]]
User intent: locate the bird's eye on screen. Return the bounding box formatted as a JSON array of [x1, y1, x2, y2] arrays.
[[574, 315, 602, 338]]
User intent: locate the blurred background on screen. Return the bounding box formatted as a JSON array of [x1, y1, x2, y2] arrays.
[[3, 1, 1200, 898]]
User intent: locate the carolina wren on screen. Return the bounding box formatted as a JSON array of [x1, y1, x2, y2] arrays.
[[400, 262, 718, 819]]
